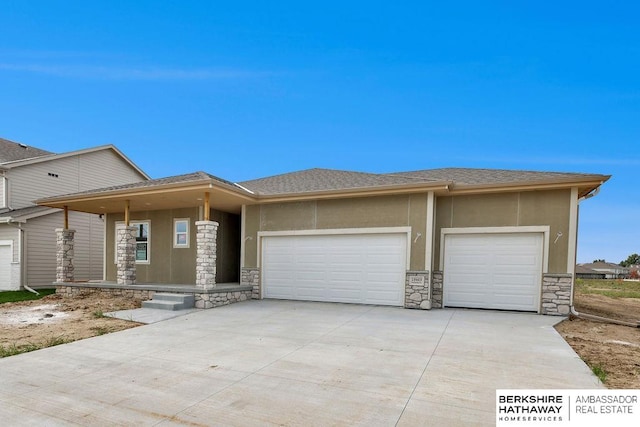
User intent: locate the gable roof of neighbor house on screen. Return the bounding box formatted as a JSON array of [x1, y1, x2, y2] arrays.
[[36, 166, 610, 216], [0, 137, 151, 222], [0, 137, 53, 163], [574, 265, 606, 276], [578, 261, 629, 272], [0, 142, 150, 179]]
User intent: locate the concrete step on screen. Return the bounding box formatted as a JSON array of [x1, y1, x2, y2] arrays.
[[141, 293, 195, 311], [153, 293, 195, 304]]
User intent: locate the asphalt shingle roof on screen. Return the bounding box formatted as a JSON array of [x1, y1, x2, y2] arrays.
[[0, 205, 54, 220], [38, 166, 610, 203], [575, 265, 605, 275], [238, 168, 438, 195], [0, 137, 53, 163], [239, 167, 608, 196], [42, 171, 239, 199], [392, 168, 602, 186]]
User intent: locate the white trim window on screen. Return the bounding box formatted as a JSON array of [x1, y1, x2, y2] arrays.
[[174, 219, 190, 248], [115, 221, 151, 264]]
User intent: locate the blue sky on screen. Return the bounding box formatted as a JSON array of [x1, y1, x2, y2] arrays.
[[0, 1, 638, 264]]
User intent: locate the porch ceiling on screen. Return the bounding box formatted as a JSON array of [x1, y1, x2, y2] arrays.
[[38, 184, 254, 215]]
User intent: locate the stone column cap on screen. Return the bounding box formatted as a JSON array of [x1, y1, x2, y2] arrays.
[[195, 220, 220, 226], [55, 228, 76, 233]]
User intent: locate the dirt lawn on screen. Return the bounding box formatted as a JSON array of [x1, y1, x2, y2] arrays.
[[0, 293, 141, 349], [555, 293, 640, 389]]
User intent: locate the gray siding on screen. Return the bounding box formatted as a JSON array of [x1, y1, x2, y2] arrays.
[[25, 211, 104, 287], [8, 149, 145, 209]]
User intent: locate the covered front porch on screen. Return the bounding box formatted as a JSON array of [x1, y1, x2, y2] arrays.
[[39, 172, 260, 309]]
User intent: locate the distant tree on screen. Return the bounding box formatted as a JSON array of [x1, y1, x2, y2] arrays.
[[593, 259, 606, 263], [620, 253, 640, 267]]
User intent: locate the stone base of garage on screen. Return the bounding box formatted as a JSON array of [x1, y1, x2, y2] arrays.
[[241, 268, 261, 299], [239, 268, 570, 316], [541, 273, 572, 315], [54, 281, 254, 309], [405, 271, 431, 309]]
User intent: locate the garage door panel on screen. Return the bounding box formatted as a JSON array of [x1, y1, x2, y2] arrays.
[[263, 233, 406, 306], [447, 291, 487, 305], [493, 295, 537, 309], [444, 233, 542, 312], [449, 254, 489, 267], [493, 273, 537, 285]]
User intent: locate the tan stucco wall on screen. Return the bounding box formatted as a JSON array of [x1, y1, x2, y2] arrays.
[[245, 188, 573, 275], [243, 194, 428, 271], [106, 207, 240, 284], [243, 204, 260, 267], [433, 189, 572, 272]]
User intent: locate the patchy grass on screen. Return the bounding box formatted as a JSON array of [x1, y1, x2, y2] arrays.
[[92, 309, 106, 318], [0, 335, 69, 358], [0, 289, 56, 304], [588, 362, 608, 384], [89, 326, 111, 336], [575, 279, 640, 299]]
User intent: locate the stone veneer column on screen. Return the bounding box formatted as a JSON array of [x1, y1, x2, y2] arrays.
[[541, 273, 572, 315], [196, 221, 218, 289], [116, 226, 137, 285], [405, 271, 431, 309], [241, 267, 261, 299], [55, 228, 75, 282], [431, 271, 443, 308]]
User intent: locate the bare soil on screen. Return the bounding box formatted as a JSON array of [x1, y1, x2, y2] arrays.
[[555, 293, 640, 389], [0, 293, 141, 349]]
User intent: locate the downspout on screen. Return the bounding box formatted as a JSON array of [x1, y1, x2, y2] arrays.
[[570, 306, 639, 328], [568, 186, 638, 327]]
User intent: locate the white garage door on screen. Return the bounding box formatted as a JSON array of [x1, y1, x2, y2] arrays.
[[0, 244, 13, 291], [443, 233, 543, 312], [262, 233, 407, 306]]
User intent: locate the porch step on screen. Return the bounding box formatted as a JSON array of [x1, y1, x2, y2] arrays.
[[142, 293, 195, 311]]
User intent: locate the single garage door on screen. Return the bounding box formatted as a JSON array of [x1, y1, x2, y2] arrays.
[[262, 233, 407, 306], [443, 233, 543, 312]]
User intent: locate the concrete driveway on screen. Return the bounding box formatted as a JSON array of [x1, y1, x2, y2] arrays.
[[0, 300, 601, 426]]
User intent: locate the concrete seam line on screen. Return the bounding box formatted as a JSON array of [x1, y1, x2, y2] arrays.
[[394, 309, 457, 426]]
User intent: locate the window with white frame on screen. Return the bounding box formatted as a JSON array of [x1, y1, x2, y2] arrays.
[[174, 219, 190, 248], [115, 221, 150, 264]]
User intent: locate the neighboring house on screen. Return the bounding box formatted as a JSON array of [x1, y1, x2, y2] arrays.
[[38, 167, 609, 315], [574, 264, 606, 280], [576, 261, 629, 279], [0, 138, 149, 290]]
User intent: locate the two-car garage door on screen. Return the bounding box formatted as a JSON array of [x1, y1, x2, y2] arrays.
[[261, 230, 544, 312], [443, 233, 543, 312], [262, 233, 407, 306]]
